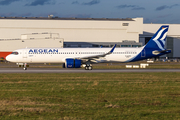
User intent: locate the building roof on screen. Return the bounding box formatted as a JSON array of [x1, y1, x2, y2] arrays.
[[0, 16, 134, 21]]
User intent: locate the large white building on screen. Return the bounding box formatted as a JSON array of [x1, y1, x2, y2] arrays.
[[0, 17, 143, 58], [0, 17, 143, 42]]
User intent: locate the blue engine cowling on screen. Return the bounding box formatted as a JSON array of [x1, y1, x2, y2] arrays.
[[65, 59, 82, 68]]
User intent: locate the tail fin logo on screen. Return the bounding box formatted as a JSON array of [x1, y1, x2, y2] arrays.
[[152, 27, 168, 50]]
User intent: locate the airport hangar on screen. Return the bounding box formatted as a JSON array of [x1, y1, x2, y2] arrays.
[[0, 17, 179, 59]]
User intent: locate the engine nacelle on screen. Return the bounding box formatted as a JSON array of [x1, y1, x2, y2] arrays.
[[65, 59, 82, 68]]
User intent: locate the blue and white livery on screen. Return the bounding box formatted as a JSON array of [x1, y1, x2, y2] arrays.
[[6, 25, 171, 70]]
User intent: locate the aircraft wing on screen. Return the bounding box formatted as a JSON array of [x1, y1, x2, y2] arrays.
[[76, 44, 116, 60]]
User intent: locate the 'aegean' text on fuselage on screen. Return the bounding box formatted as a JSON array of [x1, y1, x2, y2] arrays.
[[29, 49, 58, 53]]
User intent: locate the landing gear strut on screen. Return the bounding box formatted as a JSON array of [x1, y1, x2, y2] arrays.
[[23, 63, 27, 70]]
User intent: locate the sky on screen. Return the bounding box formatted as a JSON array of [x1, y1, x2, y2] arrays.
[[0, 0, 180, 24]]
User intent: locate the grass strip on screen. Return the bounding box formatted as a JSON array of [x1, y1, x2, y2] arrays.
[[0, 73, 180, 119]]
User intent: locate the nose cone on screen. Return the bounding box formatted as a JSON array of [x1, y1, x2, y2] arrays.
[[6, 55, 13, 62]]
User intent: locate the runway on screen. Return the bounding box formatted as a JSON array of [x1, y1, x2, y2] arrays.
[[0, 68, 180, 73]]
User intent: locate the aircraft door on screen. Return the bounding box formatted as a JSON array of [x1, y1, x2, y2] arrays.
[[23, 48, 28, 58], [141, 49, 146, 57]]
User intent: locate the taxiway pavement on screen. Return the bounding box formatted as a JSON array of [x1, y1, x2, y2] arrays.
[[0, 68, 180, 73]]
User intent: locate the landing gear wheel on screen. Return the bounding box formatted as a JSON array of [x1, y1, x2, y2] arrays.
[[89, 66, 92, 70], [85, 66, 92, 70], [23, 67, 27, 70], [85, 66, 88, 70]]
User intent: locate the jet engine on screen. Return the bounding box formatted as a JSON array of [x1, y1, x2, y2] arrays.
[[65, 58, 82, 68]]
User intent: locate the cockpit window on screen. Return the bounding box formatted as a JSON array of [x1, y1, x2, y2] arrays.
[[11, 52, 19, 55]]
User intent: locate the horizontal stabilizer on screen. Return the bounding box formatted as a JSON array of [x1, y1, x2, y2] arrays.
[[152, 49, 171, 55]]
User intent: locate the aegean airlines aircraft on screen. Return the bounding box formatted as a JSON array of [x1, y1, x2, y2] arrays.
[[6, 25, 171, 70]]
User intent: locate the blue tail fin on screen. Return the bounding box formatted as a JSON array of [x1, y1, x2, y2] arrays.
[[145, 25, 169, 50]]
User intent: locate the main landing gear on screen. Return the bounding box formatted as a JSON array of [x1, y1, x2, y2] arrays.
[[85, 65, 92, 70]]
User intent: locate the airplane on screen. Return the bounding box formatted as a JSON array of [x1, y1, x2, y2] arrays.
[[6, 25, 171, 70]]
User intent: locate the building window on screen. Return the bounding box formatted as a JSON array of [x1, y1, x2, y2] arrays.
[[145, 37, 151, 45], [93, 44, 99, 47], [121, 45, 131, 47], [122, 23, 129, 26], [132, 45, 142, 47]]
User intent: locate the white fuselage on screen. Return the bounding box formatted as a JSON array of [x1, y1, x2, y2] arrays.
[[6, 47, 144, 63]]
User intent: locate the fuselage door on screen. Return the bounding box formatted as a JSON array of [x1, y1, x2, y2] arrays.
[[141, 49, 146, 57], [23, 49, 28, 58]]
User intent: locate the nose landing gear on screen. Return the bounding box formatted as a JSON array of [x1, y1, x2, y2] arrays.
[[23, 63, 28, 70], [16, 63, 28, 70], [23, 67, 27, 70]]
